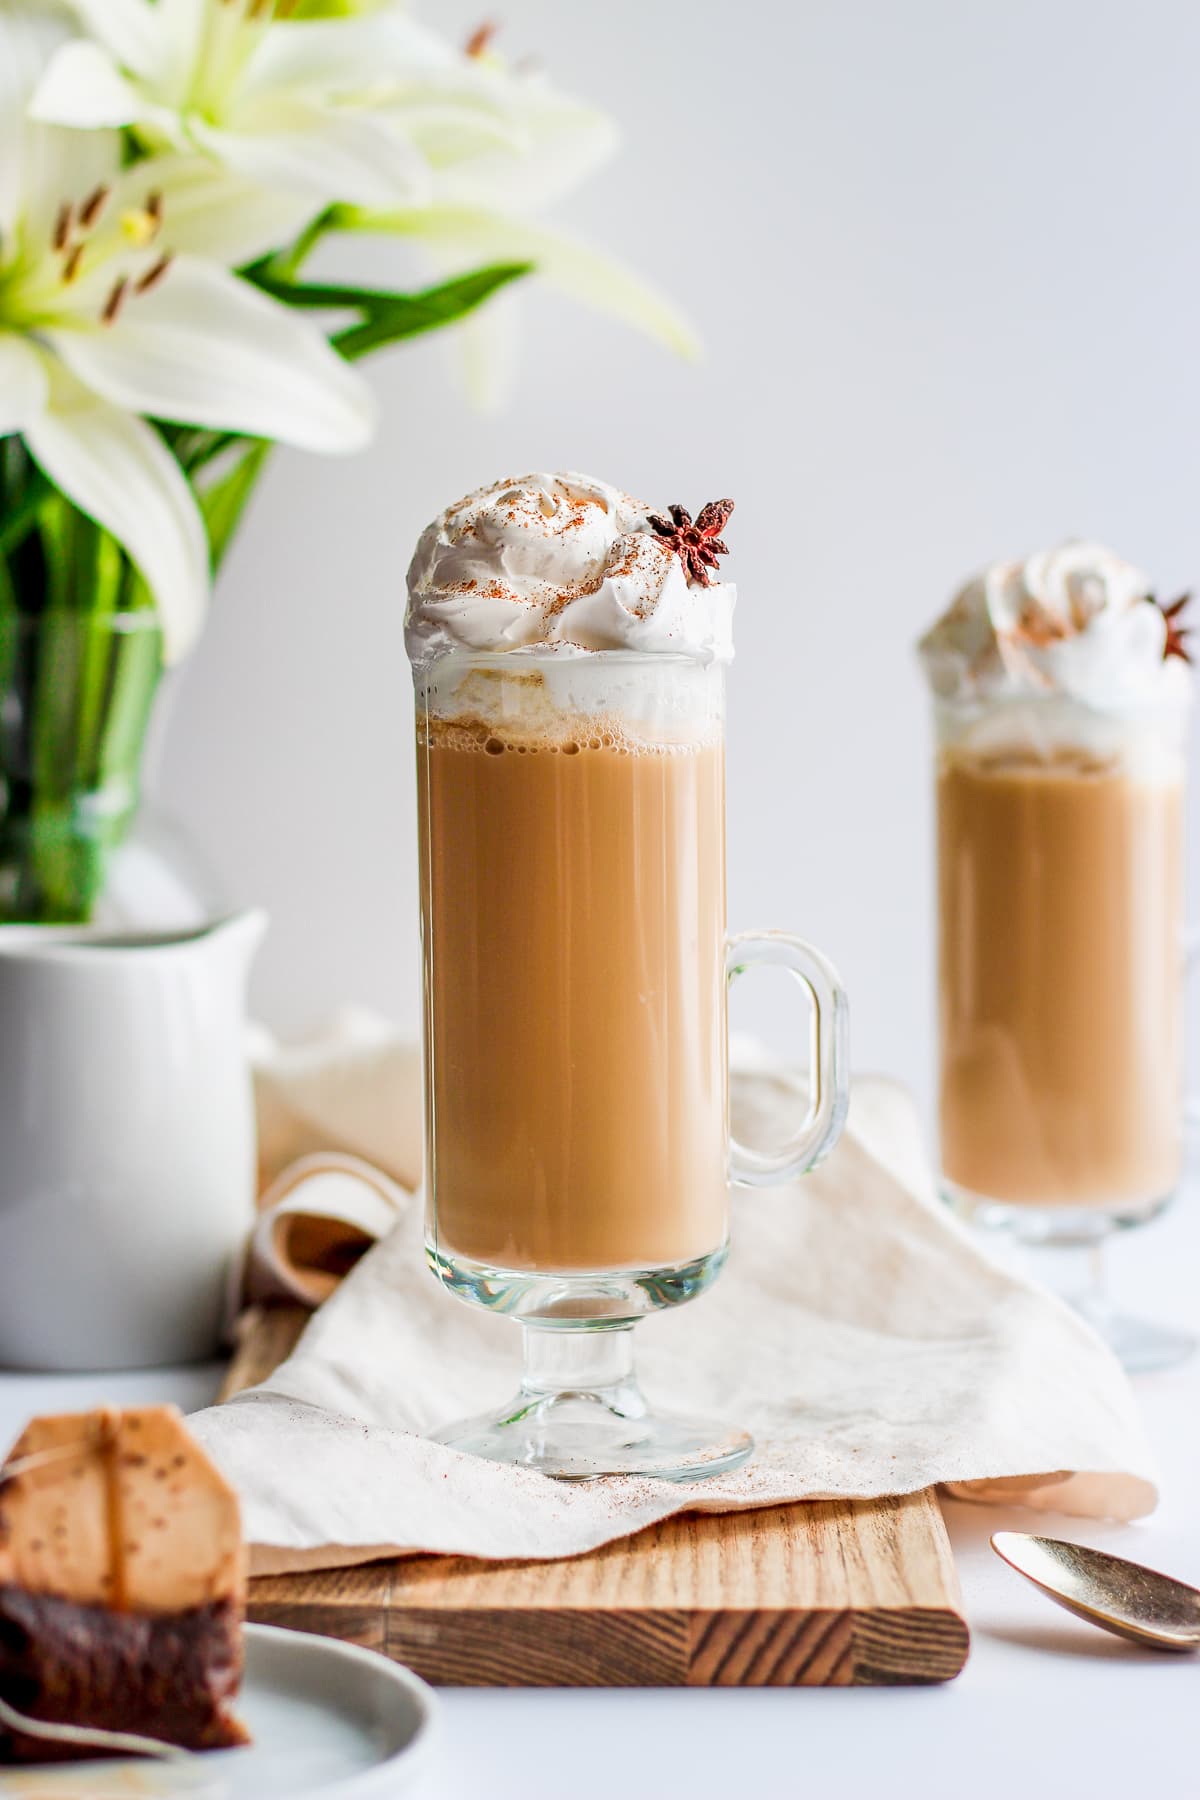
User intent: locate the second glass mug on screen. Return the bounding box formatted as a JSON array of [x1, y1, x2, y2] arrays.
[[415, 648, 849, 1479], [934, 689, 1195, 1371]]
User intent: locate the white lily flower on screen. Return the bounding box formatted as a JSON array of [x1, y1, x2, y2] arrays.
[[33, 3, 623, 235], [33, 0, 448, 208], [32, 2, 695, 367], [2, 13, 375, 659]]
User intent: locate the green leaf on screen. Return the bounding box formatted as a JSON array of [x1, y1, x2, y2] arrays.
[[335, 204, 702, 360], [197, 439, 272, 571], [249, 273, 406, 310], [247, 261, 533, 361], [334, 263, 532, 360]]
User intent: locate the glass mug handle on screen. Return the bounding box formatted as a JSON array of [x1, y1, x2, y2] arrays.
[[726, 930, 851, 1187]]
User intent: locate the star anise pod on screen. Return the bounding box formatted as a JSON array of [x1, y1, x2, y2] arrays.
[[1152, 591, 1194, 664], [648, 499, 734, 587]]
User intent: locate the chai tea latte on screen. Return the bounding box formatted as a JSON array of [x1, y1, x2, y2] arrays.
[[937, 745, 1184, 1207], [418, 696, 728, 1272], [404, 470, 850, 1477]]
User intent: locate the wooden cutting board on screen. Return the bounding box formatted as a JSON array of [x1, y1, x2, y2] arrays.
[[222, 1305, 970, 1687]]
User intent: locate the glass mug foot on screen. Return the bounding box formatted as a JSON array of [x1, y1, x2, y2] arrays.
[[1070, 1298, 1196, 1377], [430, 1320, 753, 1482], [942, 1177, 1194, 1374]]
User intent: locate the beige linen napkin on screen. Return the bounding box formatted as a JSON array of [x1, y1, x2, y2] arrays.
[[189, 1018, 1157, 1574], [242, 1011, 422, 1306]]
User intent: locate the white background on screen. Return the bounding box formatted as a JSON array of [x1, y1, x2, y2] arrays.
[[158, 0, 1200, 1110]]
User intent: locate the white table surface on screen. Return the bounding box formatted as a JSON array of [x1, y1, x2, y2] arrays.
[[2, 1201, 1197, 1800]]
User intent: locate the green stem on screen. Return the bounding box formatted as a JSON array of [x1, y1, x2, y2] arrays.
[[1, 611, 162, 923], [0, 466, 52, 557]]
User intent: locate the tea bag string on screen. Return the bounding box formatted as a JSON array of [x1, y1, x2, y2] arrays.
[[0, 1444, 90, 1482], [0, 1690, 183, 1761]]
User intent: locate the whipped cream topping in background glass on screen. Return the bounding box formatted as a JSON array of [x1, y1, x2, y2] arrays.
[[919, 541, 1192, 775], [405, 471, 735, 668], [918, 540, 1191, 710]]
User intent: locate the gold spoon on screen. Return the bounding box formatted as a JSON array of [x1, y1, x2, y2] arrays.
[[992, 1531, 1200, 1651]]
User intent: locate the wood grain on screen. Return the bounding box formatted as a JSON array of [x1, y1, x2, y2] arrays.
[[219, 1304, 308, 1399], [223, 1303, 969, 1687]]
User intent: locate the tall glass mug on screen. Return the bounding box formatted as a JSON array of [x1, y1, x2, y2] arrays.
[[415, 648, 849, 1478], [934, 689, 1193, 1369]]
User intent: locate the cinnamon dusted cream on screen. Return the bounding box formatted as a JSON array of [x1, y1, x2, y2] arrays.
[[918, 540, 1190, 712], [405, 471, 735, 667]]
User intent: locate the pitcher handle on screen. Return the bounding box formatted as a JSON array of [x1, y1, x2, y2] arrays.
[[726, 930, 850, 1188]]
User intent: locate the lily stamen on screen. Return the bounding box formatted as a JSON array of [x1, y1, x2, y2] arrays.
[[122, 192, 164, 248], [101, 275, 129, 325], [465, 21, 498, 60], [135, 253, 174, 296], [61, 242, 85, 284], [78, 184, 112, 231], [52, 203, 73, 252]]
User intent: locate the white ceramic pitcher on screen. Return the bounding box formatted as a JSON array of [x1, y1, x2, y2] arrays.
[[0, 910, 266, 1370]]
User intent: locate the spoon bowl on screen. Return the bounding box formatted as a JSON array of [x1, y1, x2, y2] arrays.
[[992, 1531, 1200, 1652]]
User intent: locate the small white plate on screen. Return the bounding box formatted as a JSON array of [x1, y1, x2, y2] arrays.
[[1, 1624, 438, 1798]]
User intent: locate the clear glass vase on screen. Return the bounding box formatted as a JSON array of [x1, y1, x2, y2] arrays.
[[0, 610, 218, 928]]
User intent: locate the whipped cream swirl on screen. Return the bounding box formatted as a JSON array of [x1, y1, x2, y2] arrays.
[[405, 471, 735, 666], [918, 541, 1191, 710]]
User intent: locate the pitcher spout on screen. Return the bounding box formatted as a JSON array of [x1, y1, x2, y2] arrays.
[[204, 907, 268, 981]]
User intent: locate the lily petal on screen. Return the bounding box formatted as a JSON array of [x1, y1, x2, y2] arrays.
[[368, 206, 701, 360], [0, 333, 48, 435], [0, 1, 75, 98], [192, 101, 431, 208], [15, 120, 122, 255], [46, 255, 375, 452], [377, 97, 528, 163], [452, 285, 520, 413], [30, 39, 154, 129], [238, 14, 457, 100], [433, 86, 619, 215], [0, 0, 75, 241], [123, 154, 318, 267], [61, 0, 161, 78], [24, 364, 209, 663]]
